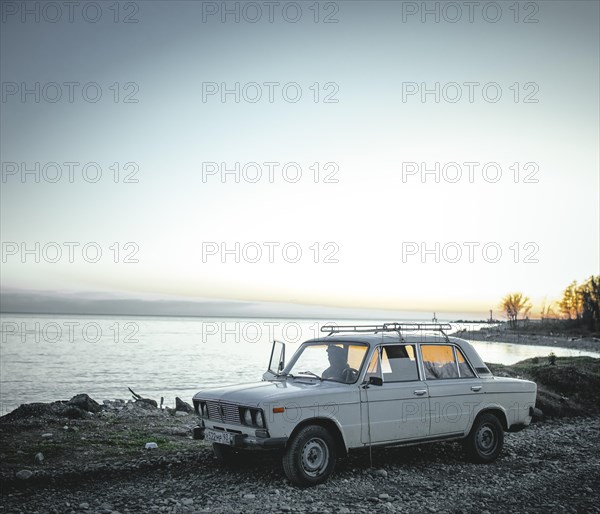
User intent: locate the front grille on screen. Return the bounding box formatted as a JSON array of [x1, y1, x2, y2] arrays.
[[206, 401, 241, 425]]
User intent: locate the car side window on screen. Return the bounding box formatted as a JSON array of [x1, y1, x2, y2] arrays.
[[457, 348, 476, 378], [381, 345, 419, 382], [421, 345, 459, 380], [364, 345, 419, 382]]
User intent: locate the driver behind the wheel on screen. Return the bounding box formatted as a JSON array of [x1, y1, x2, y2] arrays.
[[322, 345, 350, 381]]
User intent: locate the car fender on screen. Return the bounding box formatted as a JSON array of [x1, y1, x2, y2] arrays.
[[467, 402, 510, 433], [286, 414, 350, 456]]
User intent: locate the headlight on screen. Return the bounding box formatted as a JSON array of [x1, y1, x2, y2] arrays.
[[201, 403, 208, 418], [243, 409, 253, 425], [255, 410, 264, 428]]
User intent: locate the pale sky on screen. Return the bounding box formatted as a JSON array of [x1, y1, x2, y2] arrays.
[[1, 1, 598, 318]]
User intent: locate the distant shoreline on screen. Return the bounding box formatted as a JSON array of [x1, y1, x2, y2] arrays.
[[0, 311, 476, 323], [459, 327, 600, 353]]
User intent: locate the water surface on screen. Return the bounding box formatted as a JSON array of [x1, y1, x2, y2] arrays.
[[1, 314, 598, 415]]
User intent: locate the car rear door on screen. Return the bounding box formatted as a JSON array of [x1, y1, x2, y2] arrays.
[[419, 343, 484, 437]]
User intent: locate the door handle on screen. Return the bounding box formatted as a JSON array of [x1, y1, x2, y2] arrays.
[[471, 385, 483, 392], [413, 389, 427, 396]]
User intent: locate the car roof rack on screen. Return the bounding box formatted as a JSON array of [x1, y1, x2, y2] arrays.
[[320, 323, 452, 342]]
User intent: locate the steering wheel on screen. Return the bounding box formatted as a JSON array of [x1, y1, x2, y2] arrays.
[[341, 368, 359, 383]]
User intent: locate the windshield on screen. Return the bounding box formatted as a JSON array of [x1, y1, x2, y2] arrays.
[[283, 343, 368, 383]]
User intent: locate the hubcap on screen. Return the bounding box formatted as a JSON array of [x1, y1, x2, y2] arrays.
[[301, 437, 329, 477], [476, 424, 497, 454]]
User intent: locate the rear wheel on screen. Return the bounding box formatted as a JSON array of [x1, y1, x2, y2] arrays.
[[464, 413, 504, 463], [283, 425, 336, 487]]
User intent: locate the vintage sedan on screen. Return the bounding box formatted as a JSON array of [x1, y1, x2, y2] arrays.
[[192, 323, 537, 486]]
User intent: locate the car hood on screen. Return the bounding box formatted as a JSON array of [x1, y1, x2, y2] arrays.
[[193, 378, 353, 407]]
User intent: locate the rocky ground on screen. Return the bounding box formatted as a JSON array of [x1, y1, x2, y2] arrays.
[[1, 416, 599, 514], [2, 357, 600, 514]]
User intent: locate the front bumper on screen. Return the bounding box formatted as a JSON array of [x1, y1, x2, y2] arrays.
[[193, 425, 287, 449]]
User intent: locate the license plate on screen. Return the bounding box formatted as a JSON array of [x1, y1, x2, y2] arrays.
[[204, 429, 233, 445]]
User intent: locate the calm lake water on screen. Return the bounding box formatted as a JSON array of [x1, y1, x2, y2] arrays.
[[1, 314, 598, 415]]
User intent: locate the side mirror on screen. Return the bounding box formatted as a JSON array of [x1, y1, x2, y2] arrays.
[[368, 376, 383, 386]]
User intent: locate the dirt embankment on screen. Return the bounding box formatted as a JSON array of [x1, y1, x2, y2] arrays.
[[487, 356, 600, 417], [0, 396, 198, 486]]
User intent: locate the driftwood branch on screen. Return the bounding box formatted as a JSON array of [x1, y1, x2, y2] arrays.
[[128, 387, 144, 400], [128, 388, 159, 408]]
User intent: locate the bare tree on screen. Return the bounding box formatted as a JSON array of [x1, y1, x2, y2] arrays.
[[540, 297, 557, 321], [501, 293, 532, 329]]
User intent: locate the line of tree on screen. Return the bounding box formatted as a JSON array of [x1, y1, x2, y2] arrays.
[[501, 275, 600, 332], [555, 275, 600, 331]]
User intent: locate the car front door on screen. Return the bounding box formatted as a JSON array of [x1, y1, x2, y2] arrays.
[[360, 344, 430, 444]]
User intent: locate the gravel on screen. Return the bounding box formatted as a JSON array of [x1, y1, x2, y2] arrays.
[[2, 417, 599, 513]]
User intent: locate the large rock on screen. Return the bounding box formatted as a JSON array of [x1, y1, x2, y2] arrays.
[[0, 402, 58, 422], [0, 401, 83, 422], [63, 406, 89, 419], [0, 395, 100, 423], [175, 397, 193, 413], [68, 394, 101, 413], [135, 398, 158, 409], [16, 470, 33, 480]]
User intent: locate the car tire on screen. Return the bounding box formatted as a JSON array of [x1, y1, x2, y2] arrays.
[[212, 443, 244, 464], [282, 425, 336, 487], [464, 413, 504, 463]]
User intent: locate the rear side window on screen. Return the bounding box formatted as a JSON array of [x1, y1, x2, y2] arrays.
[[421, 345, 476, 379], [457, 348, 476, 378]]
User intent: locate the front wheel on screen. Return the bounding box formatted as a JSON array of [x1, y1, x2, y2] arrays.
[[464, 413, 504, 463], [282, 425, 336, 486]]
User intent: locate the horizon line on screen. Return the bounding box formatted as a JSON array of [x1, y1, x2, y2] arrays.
[[0, 310, 499, 323]]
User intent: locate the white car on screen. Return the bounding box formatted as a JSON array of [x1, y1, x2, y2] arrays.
[[192, 323, 537, 486]]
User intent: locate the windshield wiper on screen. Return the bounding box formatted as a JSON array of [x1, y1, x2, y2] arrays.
[[296, 370, 322, 380]]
